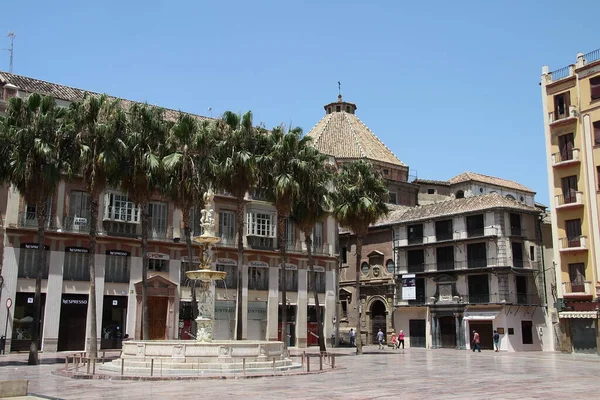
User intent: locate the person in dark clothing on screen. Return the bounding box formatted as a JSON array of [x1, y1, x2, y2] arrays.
[[493, 330, 500, 352]]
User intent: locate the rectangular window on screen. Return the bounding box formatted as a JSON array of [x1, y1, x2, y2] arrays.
[[558, 133, 575, 161], [565, 219, 582, 247], [18, 247, 50, 279], [63, 250, 90, 281], [568, 263, 586, 292], [341, 247, 347, 264], [105, 193, 138, 223], [435, 219, 453, 241], [312, 222, 323, 250], [148, 259, 168, 272], [561, 175, 578, 204], [22, 198, 52, 228], [590, 76, 600, 100], [219, 210, 235, 238], [248, 267, 268, 290], [511, 242, 523, 268], [388, 192, 397, 205], [149, 202, 168, 239], [280, 268, 298, 292], [308, 271, 326, 292], [467, 243, 487, 268], [510, 213, 522, 236], [216, 264, 237, 289], [407, 224, 423, 244], [408, 278, 426, 305], [593, 122, 600, 146], [529, 246, 535, 261], [436, 246, 454, 271], [468, 274, 489, 303], [466, 214, 484, 237], [407, 250, 424, 273], [105, 254, 130, 283], [188, 206, 203, 236], [597, 166, 600, 191], [427, 188, 435, 194], [498, 274, 509, 301], [284, 218, 296, 248], [516, 275, 528, 304], [554, 91, 570, 119], [521, 320, 533, 345], [246, 212, 276, 237]]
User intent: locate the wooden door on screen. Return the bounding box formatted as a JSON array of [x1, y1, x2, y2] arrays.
[[148, 297, 168, 340]]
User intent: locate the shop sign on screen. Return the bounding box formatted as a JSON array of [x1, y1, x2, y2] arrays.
[[312, 266, 325, 272], [21, 243, 50, 250], [248, 260, 269, 268], [106, 250, 130, 257], [147, 252, 170, 260], [66, 247, 89, 253], [279, 263, 297, 270], [181, 256, 201, 263], [402, 274, 416, 300], [216, 258, 237, 266], [214, 301, 236, 319], [73, 217, 88, 226], [248, 301, 267, 320], [62, 298, 88, 305]]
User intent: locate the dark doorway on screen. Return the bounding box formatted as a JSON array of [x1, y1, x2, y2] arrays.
[[469, 321, 493, 350], [571, 319, 597, 354], [370, 301, 387, 344], [516, 276, 528, 304], [439, 316, 456, 348], [147, 297, 168, 340], [409, 319, 426, 348], [468, 274, 490, 303], [101, 296, 127, 349], [10, 293, 46, 352], [278, 305, 296, 347], [58, 294, 88, 351], [521, 320, 533, 344]]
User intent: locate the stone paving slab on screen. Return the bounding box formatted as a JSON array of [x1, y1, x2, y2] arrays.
[[2, 347, 600, 399]]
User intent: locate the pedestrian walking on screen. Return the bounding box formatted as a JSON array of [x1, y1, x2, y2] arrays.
[[472, 330, 481, 352], [377, 329, 384, 350], [398, 330, 405, 349], [349, 328, 356, 347], [391, 332, 398, 349], [493, 330, 500, 352]]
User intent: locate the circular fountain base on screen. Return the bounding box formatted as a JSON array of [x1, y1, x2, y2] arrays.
[[100, 340, 300, 375]]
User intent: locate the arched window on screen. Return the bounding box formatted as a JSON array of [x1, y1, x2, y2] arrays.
[[506, 194, 515, 200], [361, 262, 370, 275], [455, 190, 465, 199], [386, 259, 395, 273]]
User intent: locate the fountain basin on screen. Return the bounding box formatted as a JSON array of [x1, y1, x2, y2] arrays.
[[193, 235, 221, 245], [185, 270, 227, 282]]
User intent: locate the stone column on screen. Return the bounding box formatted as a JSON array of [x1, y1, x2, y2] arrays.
[[296, 267, 308, 348], [43, 250, 65, 352], [455, 313, 465, 349], [128, 255, 142, 339], [430, 314, 439, 349], [266, 263, 279, 341], [86, 253, 105, 351], [324, 266, 336, 343], [241, 262, 249, 340]]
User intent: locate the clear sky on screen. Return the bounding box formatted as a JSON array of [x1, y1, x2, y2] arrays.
[[2, 0, 599, 204]]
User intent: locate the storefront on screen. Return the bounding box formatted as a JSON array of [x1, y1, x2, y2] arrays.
[[248, 301, 267, 340], [101, 296, 127, 349], [10, 293, 46, 352], [214, 300, 235, 340], [278, 305, 296, 347], [57, 294, 88, 351]]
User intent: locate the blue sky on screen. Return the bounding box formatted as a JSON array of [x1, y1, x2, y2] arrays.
[[2, 0, 600, 204]]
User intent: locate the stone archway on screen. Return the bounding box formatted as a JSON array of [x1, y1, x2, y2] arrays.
[[370, 300, 387, 344]]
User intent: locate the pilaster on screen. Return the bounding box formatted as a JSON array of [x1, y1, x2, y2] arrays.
[[43, 250, 65, 352], [266, 263, 279, 341], [296, 267, 308, 348]]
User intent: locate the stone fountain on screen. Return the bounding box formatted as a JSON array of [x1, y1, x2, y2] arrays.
[[100, 191, 299, 377]]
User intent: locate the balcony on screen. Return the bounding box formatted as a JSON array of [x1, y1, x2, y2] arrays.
[[148, 225, 173, 241], [393, 294, 427, 307], [103, 205, 140, 223], [463, 257, 509, 269], [218, 233, 237, 247], [436, 261, 455, 271], [509, 227, 525, 237], [408, 235, 424, 245], [548, 108, 577, 127], [559, 236, 588, 252], [435, 232, 454, 242], [311, 244, 332, 256], [552, 148, 580, 168], [17, 212, 55, 229], [466, 228, 484, 238], [555, 192, 583, 209], [407, 263, 425, 273], [562, 281, 593, 300], [62, 215, 91, 233], [246, 235, 275, 250]]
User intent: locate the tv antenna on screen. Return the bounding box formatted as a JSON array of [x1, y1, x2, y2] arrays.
[[5, 32, 15, 73]]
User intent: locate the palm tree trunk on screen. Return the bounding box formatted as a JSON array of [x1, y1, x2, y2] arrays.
[[182, 209, 197, 337], [355, 235, 363, 355], [278, 214, 288, 349], [305, 231, 326, 352], [28, 199, 46, 365], [140, 202, 150, 340], [235, 196, 244, 340], [87, 193, 99, 358]]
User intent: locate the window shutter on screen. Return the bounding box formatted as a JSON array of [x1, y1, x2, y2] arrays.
[[590, 77, 600, 100]]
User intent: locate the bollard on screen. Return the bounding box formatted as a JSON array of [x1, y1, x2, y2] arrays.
[[243, 358, 246, 376], [332, 355, 335, 369], [121, 359, 124, 376], [92, 358, 96, 375], [319, 353, 323, 371], [301, 353, 304, 369], [65, 357, 69, 370], [86, 358, 91, 374], [272, 357, 276, 373], [307, 356, 310, 372], [150, 359, 154, 377]]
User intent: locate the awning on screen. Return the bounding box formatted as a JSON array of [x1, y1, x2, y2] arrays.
[[463, 310, 501, 320], [559, 311, 599, 319]]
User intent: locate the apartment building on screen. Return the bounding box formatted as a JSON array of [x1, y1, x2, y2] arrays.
[[541, 49, 600, 354], [0, 71, 338, 352], [307, 95, 419, 345]]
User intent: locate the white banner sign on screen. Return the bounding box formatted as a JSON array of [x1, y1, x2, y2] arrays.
[[216, 258, 237, 266], [402, 274, 416, 300], [248, 260, 269, 268]]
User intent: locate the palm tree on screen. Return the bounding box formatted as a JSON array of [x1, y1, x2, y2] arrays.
[[0, 94, 74, 364], [290, 146, 332, 352], [333, 160, 388, 355], [264, 126, 313, 349], [213, 111, 267, 340], [70, 94, 126, 358], [119, 103, 169, 340], [162, 114, 215, 336]]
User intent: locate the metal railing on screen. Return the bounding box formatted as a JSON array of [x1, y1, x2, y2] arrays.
[[148, 225, 173, 240], [103, 206, 140, 223], [509, 227, 525, 237], [562, 281, 593, 296], [218, 233, 237, 247], [584, 49, 600, 65], [435, 232, 453, 241], [436, 261, 455, 271], [552, 148, 580, 164], [407, 263, 425, 273], [246, 236, 275, 250], [550, 65, 571, 81], [466, 228, 484, 238], [408, 236, 424, 245], [559, 236, 587, 250], [63, 215, 91, 233], [17, 212, 55, 229], [555, 192, 583, 207]]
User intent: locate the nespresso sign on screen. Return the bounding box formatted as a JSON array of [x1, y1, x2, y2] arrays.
[[106, 250, 130, 257], [65, 247, 89, 253], [62, 298, 88, 305], [20, 243, 50, 250]]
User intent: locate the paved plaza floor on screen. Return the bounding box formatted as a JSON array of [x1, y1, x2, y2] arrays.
[[1, 346, 600, 399]]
